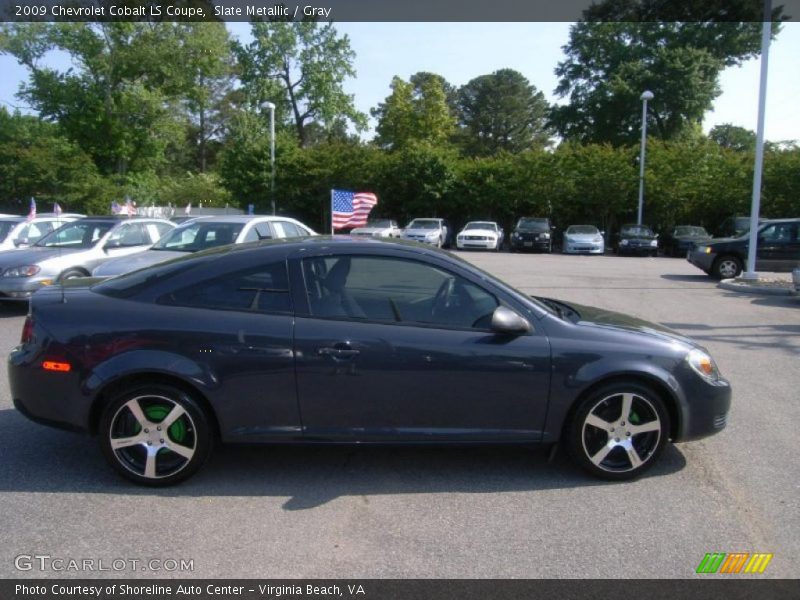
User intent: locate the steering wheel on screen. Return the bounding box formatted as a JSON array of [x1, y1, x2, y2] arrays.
[[431, 277, 455, 318]]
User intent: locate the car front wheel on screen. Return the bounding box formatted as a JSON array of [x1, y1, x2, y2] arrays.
[[713, 255, 742, 279], [567, 382, 669, 480], [99, 384, 213, 486]]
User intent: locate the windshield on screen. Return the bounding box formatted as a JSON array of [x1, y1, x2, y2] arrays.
[[566, 225, 599, 235], [365, 219, 391, 228], [35, 220, 113, 249], [0, 220, 20, 243], [153, 221, 244, 252], [407, 219, 440, 229], [464, 222, 497, 231], [516, 218, 549, 231], [674, 226, 708, 237], [621, 225, 654, 237]]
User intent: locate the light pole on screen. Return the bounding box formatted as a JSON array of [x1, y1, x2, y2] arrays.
[[637, 90, 654, 226], [261, 101, 276, 215]]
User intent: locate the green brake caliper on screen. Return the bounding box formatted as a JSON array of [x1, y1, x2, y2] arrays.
[[132, 404, 187, 445], [629, 410, 641, 425]]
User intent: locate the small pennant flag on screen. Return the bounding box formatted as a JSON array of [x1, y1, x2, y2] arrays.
[[111, 200, 121, 215], [184, 203, 192, 216], [53, 202, 62, 216], [27, 197, 36, 222], [125, 197, 136, 217]]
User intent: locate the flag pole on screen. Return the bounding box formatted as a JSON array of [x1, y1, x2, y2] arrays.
[[330, 189, 334, 236]]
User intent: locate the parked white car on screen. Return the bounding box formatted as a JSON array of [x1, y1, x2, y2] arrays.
[[562, 225, 605, 255], [0, 213, 84, 251], [456, 221, 503, 251], [93, 215, 317, 278], [350, 219, 402, 239]]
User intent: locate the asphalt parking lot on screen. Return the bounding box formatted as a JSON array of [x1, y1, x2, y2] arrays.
[[0, 253, 798, 579]]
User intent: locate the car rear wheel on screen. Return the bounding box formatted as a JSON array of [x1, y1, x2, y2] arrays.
[[713, 255, 742, 279], [99, 384, 213, 486], [567, 382, 669, 480]]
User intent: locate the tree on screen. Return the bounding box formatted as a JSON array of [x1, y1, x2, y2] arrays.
[[0, 23, 202, 176], [457, 69, 551, 156], [372, 73, 456, 149], [551, 19, 776, 145], [708, 123, 757, 152], [235, 21, 366, 147]]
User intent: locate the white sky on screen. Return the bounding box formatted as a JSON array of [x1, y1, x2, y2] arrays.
[[2, 22, 799, 143]]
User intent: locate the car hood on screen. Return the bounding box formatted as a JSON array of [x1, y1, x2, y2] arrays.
[[565, 233, 601, 241], [547, 298, 697, 349], [460, 229, 498, 237], [403, 228, 441, 235], [351, 227, 387, 234], [674, 235, 711, 242], [0, 246, 81, 267], [92, 250, 185, 276]]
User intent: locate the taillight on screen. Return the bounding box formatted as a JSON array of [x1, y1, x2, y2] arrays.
[[20, 316, 34, 344]]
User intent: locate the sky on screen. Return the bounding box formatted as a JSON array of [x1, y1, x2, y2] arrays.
[[2, 22, 799, 143]]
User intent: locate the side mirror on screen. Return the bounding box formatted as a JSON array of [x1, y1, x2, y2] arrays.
[[14, 238, 29, 247], [490, 306, 531, 335]]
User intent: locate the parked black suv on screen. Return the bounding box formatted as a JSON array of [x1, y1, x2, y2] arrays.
[[509, 217, 553, 252], [687, 218, 800, 279]]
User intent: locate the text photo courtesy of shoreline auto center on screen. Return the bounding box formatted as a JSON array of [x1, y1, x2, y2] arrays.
[[0, 0, 798, 598]]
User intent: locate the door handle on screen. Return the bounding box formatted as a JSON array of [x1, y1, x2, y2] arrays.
[[318, 345, 360, 358]]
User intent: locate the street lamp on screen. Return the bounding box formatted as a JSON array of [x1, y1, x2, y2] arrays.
[[261, 101, 276, 215], [637, 90, 654, 226]]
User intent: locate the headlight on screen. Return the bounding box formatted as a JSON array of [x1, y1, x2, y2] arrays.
[[686, 348, 721, 383], [426, 231, 439, 239], [512, 233, 520, 239], [650, 240, 658, 247], [3, 265, 41, 277], [541, 233, 550, 239], [593, 236, 603, 243], [620, 239, 629, 245]]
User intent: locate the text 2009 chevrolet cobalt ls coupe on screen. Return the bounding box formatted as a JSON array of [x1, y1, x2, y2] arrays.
[[9, 238, 730, 485]]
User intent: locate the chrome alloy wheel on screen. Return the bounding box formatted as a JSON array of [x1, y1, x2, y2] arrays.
[[108, 395, 197, 480], [581, 392, 662, 473], [717, 258, 740, 279]]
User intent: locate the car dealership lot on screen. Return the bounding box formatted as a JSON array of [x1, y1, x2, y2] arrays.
[[0, 253, 797, 578]]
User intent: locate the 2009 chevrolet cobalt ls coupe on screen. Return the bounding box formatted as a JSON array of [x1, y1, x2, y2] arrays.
[[9, 238, 730, 485]]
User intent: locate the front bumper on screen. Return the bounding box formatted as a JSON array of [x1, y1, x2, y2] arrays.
[[0, 276, 55, 300], [687, 249, 716, 273], [564, 243, 604, 254], [675, 370, 732, 442], [618, 242, 657, 255], [510, 236, 550, 251], [457, 238, 497, 250], [401, 235, 440, 246]]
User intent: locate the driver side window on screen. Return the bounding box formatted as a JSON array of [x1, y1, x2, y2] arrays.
[[302, 255, 498, 330]]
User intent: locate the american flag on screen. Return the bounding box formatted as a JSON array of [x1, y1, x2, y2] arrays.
[[26, 197, 36, 222], [331, 190, 378, 230], [125, 197, 136, 217], [111, 201, 121, 215]]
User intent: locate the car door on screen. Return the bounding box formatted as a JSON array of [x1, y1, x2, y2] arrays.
[[755, 222, 800, 272], [291, 252, 551, 441]]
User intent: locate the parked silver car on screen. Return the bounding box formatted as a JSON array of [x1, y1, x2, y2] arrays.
[[0, 213, 85, 251], [0, 216, 175, 300], [93, 215, 317, 278], [401, 218, 451, 248]]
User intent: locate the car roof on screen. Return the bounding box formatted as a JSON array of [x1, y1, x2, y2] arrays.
[[75, 216, 174, 223], [176, 215, 303, 225]]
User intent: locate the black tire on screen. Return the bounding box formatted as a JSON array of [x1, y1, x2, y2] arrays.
[[712, 255, 743, 280], [59, 268, 88, 281], [566, 381, 670, 481], [99, 383, 213, 486]]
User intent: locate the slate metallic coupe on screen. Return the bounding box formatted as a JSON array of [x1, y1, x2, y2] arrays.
[[9, 238, 731, 485]]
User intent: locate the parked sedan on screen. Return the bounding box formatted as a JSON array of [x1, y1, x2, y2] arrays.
[[0, 216, 174, 300], [350, 219, 402, 239], [456, 221, 503, 251], [562, 225, 605, 255], [688, 218, 800, 279], [93, 215, 316, 278], [509, 217, 553, 253], [10, 237, 730, 486], [401, 218, 450, 247], [615, 224, 659, 256], [661, 226, 712, 257], [0, 213, 84, 251]]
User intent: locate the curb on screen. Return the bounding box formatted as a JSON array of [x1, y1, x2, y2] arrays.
[[718, 279, 795, 296]]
